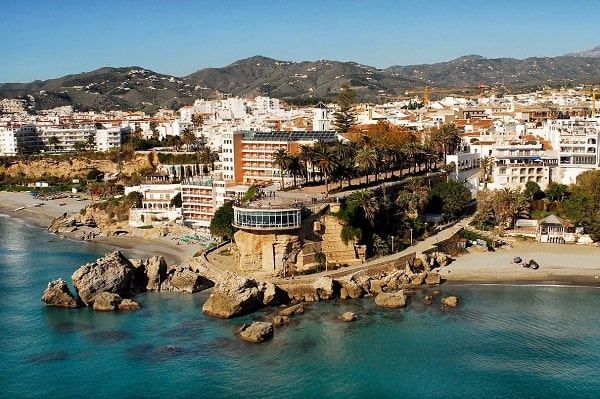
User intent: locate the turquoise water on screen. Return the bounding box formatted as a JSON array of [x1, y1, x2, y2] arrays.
[[1, 215, 599, 398]]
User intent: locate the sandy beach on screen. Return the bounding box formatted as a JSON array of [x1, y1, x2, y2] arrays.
[[0, 191, 199, 265], [441, 239, 600, 287]]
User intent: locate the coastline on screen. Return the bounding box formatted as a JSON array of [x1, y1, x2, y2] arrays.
[[1, 190, 599, 287], [0, 191, 199, 265]]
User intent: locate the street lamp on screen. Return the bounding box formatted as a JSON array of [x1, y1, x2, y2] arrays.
[[410, 229, 413, 245], [282, 254, 288, 278], [391, 236, 394, 253]]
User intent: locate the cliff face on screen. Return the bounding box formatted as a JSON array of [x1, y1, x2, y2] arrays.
[[0, 155, 152, 182]]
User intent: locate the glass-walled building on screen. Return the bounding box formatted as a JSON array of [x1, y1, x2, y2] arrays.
[[233, 206, 301, 230]]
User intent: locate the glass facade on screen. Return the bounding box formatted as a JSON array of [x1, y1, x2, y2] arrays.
[[233, 207, 301, 230]]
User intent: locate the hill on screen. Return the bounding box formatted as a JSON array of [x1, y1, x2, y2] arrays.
[[2, 51, 600, 112]]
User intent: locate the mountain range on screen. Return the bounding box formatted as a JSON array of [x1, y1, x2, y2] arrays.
[[1, 48, 599, 113]]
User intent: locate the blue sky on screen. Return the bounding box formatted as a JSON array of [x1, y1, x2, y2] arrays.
[[2, 0, 598, 83]]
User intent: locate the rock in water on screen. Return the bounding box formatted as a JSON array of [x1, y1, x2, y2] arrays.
[[202, 271, 265, 318], [441, 296, 459, 309], [312, 276, 336, 300], [237, 322, 274, 343], [374, 291, 407, 308], [92, 292, 123, 311], [160, 265, 213, 293], [41, 278, 79, 308], [71, 251, 135, 306], [339, 312, 357, 322]]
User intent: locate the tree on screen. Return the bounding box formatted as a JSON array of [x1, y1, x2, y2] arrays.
[[272, 148, 291, 190], [181, 128, 196, 151], [287, 154, 305, 188], [426, 180, 472, 220], [332, 83, 357, 133], [47, 135, 60, 152], [210, 202, 236, 240], [480, 156, 493, 190], [313, 144, 336, 194], [191, 114, 204, 131], [346, 189, 379, 221], [298, 144, 315, 182], [354, 146, 378, 185], [198, 145, 220, 171], [170, 192, 182, 208], [430, 123, 462, 164], [545, 182, 569, 202], [441, 162, 456, 182]]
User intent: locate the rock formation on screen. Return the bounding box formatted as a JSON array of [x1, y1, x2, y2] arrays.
[[160, 265, 213, 293], [41, 278, 79, 308], [202, 271, 282, 318], [339, 311, 357, 322], [92, 292, 123, 311], [237, 322, 274, 343], [71, 251, 136, 306], [143, 255, 168, 291], [441, 296, 459, 309], [374, 291, 407, 308]]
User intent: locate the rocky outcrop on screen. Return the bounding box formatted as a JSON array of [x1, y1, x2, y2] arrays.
[[144, 256, 168, 291], [374, 291, 407, 308], [47, 214, 77, 235], [425, 271, 442, 285], [312, 276, 336, 300], [273, 315, 290, 326], [92, 292, 123, 311], [337, 276, 365, 299], [71, 251, 136, 306], [41, 278, 79, 308], [237, 322, 274, 343], [160, 265, 213, 293], [278, 303, 304, 317], [119, 299, 141, 310], [441, 296, 459, 309], [202, 271, 283, 318], [339, 312, 357, 322]]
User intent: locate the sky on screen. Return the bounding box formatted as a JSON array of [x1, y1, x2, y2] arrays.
[[2, 0, 598, 83]]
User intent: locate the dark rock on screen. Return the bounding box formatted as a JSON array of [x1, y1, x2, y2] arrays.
[[41, 278, 79, 308]]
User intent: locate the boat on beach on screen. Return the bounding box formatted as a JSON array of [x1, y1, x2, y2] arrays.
[[14, 207, 25, 211]]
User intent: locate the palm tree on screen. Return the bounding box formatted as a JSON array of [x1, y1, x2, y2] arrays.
[[354, 146, 378, 185], [298, 144, 315, 182], [431, 123, 462, 164], [198, 146, 220, 172], [346, 189, 379, 221], [442, 162, 457, 182], [272, 148, 291, 190], [47, 135, 60, 152], [181, 128, 196, 151], [480, 156, 493, 190], [313, 144, 336, 195], [287, 154, 305, 188]]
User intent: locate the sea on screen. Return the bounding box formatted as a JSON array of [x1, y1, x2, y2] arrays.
[[1, 215, 599, 399]]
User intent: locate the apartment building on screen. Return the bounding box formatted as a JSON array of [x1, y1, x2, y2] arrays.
[[491, 140, 556, 190]]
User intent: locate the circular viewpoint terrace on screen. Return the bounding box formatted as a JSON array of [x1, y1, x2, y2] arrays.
[[232, 205, 302, 230]]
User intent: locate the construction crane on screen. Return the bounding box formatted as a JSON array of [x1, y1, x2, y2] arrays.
[[404, 86, 472, 107], [592, 87, 598, 117]]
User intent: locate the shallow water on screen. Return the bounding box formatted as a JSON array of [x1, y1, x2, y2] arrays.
[[1, 217, 599, 398]]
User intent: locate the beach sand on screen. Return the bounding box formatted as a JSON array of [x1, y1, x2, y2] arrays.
[[0, 191, 199, 265], [441, 239, 600, 287]]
